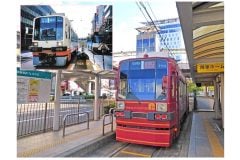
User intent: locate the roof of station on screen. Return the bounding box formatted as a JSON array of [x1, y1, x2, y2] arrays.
[[176, 2, 224, 85], [61, 69, 116, 82]]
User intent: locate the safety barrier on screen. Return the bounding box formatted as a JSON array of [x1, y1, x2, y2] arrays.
[[17, 99, 93, 138], [102, 108, 114, 136], [63, 112, 90, 137]]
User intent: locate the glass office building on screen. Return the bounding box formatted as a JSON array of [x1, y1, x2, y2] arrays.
[[20, 5, 56, 50], [136, 18, 185, 58]]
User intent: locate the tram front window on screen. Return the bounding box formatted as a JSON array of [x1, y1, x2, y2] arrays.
[[34, 16, 63, 41], [118, 59, 168, 101]]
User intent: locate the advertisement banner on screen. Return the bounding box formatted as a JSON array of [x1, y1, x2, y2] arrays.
[[17, 68, 52, 103]]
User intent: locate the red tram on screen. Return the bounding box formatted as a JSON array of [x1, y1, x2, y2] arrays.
[[115, 56, 188, 147]]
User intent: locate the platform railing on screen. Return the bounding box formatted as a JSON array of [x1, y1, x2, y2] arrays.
[[102, 108, 115, 136], [63, 112, 90, 137]]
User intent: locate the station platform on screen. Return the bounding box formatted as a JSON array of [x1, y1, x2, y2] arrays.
[[188, 111, 224, 157], [17, 97, 224, 157], [17, 117, 116, 157]]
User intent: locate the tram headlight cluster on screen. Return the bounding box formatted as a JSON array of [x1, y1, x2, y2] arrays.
[[33, 42, 38, 46], [156, 103, 167, 112], [57, 41, 63, 46], [117, 101, 125, 109]]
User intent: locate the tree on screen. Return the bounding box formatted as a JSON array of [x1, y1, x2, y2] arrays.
[[188, 82, 203, 94]]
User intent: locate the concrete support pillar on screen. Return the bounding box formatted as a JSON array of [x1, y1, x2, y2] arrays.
[[213, 79, 221, 119], [99, 79, 103, 116], [53, 70, 61, 131], [205, 85, 208, 97], [94, 76, 100, 120], [220, 73, 224, 128], [88, 81, 92, 94]]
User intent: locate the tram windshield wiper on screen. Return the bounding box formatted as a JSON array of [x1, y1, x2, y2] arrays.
[[126, 92, 140, 101]]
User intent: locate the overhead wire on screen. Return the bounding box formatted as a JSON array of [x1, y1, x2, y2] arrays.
[[136, 1, 175, 58], [140, 1, 173, 57], [136, 2, 150, 27]]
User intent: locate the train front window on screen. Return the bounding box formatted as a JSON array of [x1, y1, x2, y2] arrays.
[[118, 59, 168, 101], [34, 16, 63, 41]]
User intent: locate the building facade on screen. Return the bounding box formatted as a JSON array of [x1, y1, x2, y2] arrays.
[[91, 5, 112, 33], [20, 5, 56, 50], [136, 18, 187, 63]]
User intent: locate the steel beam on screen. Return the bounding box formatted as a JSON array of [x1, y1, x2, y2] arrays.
[[193, 7, 224, 29], [195, 57, 224, 64], [176, 2, 195, 81]]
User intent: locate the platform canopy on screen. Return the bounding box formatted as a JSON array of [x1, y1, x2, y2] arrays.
[[177, 2, 224, 85]]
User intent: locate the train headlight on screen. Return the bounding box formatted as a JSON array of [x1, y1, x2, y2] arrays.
[[57, 42, 63, 46], [33, 42, 38, 46], [117, 101, 125, 109], [156, 103, 167, 112]]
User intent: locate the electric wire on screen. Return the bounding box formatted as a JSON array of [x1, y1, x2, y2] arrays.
[[136, 1, 175, 58]]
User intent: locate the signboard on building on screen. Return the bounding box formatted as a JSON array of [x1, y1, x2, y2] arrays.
[[196, 62, 224, 73], [17, 68, 52, 103]]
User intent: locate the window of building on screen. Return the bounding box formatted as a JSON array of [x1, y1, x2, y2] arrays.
[[137, 39, 142, 48]]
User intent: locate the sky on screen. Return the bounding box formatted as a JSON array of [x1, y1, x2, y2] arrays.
[[17, 0, 178, 52], [113, 0, 178, 52]]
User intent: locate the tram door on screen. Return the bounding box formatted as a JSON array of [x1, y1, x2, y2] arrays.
[[171, 72, 179, 134]]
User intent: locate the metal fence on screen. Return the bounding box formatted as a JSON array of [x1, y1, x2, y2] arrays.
[[17, 98, 93, 138]]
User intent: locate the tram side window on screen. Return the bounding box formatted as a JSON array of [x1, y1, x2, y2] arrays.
[[179, 81, 184, 98]]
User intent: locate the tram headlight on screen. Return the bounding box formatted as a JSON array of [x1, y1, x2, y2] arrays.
[[156, 103, 167, 112], [33, 42, 38, 46], [57, 42, 63, 46], [117, 101, 125, 109]]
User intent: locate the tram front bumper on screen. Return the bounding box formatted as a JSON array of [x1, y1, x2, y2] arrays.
[[116, 126, 172, 147], [33, 54, 67, 66]]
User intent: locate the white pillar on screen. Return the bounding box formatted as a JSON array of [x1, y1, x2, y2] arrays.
[[53, 70, 61, 131], [88, 81, 92, 94], [220, 73, 224, 128], [214, 79, 220, 119], [94, 76, 100, 120]]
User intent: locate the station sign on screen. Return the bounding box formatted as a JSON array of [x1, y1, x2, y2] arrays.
[[17, 68, 52, 103], [196, 62, 224, 73]]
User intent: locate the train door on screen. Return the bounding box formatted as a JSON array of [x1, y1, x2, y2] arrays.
[[171, 71, 179, 139]]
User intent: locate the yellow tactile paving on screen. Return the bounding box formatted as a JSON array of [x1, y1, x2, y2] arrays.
[[204, 120, 224, 157], [120, 150, 151, 157]]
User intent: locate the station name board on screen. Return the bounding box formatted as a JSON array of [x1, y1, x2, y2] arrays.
[[196, 62, 224, 73]]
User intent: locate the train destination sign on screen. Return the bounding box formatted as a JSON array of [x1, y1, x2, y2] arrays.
[[196, 62, 224, 73]]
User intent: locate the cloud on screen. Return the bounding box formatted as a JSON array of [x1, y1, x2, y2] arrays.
[[53, 4, 96, 38]]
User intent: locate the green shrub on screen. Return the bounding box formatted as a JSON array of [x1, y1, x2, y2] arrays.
[[84, 95, 95, 99], [104, 102, 116, 114]]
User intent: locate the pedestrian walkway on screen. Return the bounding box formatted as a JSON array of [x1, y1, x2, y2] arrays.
[[17, 116, 116, 157]]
